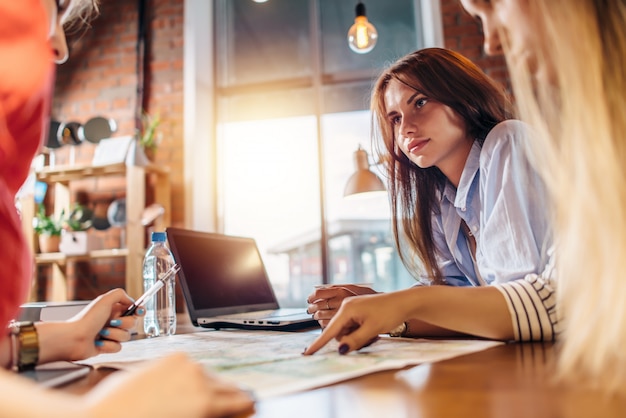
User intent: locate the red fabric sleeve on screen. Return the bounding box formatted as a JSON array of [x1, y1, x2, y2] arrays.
[[0, 0, 54, 194], [0, 0, 54, 330]]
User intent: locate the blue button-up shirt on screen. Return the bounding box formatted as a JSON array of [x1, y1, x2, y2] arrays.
[[427, 120, 551, 287]]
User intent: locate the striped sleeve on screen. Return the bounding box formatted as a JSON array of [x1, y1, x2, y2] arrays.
[[494, 262, 561, 341]]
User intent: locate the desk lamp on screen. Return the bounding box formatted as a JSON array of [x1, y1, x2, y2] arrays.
[[343, 146, 386, 198]]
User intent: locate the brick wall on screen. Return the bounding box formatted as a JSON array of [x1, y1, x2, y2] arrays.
[[44, 0, 184, 300], [441, 0, 510, 91], [44, 0, 509, 300]]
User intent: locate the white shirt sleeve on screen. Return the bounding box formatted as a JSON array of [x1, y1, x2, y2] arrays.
[[478, 120, 552, 284]]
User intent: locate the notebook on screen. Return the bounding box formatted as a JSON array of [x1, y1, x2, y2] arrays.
[[18, 301, 90, 322], [166, 227, 318, 331]]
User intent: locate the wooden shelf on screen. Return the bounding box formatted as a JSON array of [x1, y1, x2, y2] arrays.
[[21, 163, 171, 301], [35, 163, 168, 183], [35, 248, 129, 265]]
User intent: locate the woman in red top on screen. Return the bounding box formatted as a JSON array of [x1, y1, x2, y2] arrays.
[[0, 1, 254, 416]]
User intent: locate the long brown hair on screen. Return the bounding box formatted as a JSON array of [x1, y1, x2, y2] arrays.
[[370, 47, 511, 284]]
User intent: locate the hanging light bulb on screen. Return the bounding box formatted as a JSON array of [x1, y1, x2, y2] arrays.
[[347, 2, 378, 54]]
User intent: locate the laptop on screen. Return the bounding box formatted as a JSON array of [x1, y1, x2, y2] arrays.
[[166, 227, 318, 331]]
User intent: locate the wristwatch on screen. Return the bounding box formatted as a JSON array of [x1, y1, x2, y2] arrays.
[[8, 321, 39, 371], [388, 321, 408, 337]]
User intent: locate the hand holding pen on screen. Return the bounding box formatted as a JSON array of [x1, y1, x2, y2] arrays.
[[92, 264, 180, 352], [122, 264, 181, 317]]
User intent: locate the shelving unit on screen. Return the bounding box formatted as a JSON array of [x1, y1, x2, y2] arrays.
[[20, 163, 171, 301]]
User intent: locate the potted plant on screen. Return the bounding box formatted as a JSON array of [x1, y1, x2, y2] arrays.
[[59, 203, 97, 255], [138, 111, 161, 161], [33, 204, 65, 253]]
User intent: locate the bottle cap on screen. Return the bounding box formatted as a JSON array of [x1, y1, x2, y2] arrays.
[[151, 231, 166, 242]]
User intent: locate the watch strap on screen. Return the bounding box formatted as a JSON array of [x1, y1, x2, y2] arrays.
[[8, 321, 39, 372]]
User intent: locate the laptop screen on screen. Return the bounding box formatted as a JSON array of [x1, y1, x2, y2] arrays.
[[166, 228, 280, 314]]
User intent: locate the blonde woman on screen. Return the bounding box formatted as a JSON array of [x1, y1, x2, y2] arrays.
[[306, 0, 626, 396], [459, 0, 626, 395], [0, 0, 253, 416]]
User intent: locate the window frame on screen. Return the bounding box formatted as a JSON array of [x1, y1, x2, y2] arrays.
[[182, 0, 443, 284]]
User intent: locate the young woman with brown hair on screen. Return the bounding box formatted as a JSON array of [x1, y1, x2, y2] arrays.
[[307, 48, 553, 339]]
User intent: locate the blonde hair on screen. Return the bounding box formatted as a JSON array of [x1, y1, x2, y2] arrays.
[[63, 0, 99, 31], [509, 0, 626, 395]]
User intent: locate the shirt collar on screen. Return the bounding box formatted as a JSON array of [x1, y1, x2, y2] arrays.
[[439, 140, 481, 209]]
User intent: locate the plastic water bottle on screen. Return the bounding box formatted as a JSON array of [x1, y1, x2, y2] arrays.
[[142, 231, 176, 337]]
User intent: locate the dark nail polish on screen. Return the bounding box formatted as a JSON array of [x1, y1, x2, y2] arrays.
[[302, 347, 308, 354], [362, 336, 380, 348], [338, 344, 349, 355]]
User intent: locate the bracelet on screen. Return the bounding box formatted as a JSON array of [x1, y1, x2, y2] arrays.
[[8, 321, 39, 372], [388, 321, 408, 337]]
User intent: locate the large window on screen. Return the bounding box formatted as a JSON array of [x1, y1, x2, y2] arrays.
[[212, 0, 424, 307]]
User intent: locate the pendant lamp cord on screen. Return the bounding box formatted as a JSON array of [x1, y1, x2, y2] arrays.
[[135, 0, 149, 133]]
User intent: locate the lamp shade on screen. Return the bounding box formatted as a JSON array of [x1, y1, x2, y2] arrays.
[[343, 148, 386, 197]]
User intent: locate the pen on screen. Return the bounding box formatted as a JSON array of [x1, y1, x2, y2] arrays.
[[122, 264, 181, 317]]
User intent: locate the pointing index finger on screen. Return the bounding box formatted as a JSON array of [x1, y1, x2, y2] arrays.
[[303, 314, 349, 355]]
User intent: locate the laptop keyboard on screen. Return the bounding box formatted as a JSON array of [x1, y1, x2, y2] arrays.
[[223, 310, 301, 319]]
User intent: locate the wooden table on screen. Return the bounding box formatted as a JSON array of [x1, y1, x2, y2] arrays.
[[254, 342, 625, 418], [62, 319, 626, 417]]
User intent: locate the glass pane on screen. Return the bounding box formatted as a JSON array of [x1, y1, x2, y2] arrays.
[[218, 116, 322, 308], [322, 111, 415, 292], [322, 80, 373, 114], [218, 87, 315, 123], [215, 0, 312, 87], [214, 0, 421, 306], [319, 0, 420, 74]]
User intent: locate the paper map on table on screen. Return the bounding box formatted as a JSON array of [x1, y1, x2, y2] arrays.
[[78, 330, 502, 399]]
